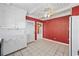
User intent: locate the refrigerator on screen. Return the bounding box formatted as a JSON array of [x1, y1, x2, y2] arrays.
[[69, 16, 79, 56]]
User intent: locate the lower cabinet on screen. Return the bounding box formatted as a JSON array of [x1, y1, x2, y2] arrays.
[[0, 29, 27, 56]]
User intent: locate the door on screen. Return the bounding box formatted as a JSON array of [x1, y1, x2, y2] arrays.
[[36, 22, 43, 40], [70, 16, 79, 56], [26, 20, 35, 43]]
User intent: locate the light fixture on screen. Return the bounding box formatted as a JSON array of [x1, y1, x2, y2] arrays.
[[41, 7, 53, 19]]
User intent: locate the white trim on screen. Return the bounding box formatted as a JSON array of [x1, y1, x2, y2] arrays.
[[43, 38, 69, 46], [69, 16, 71, 56]]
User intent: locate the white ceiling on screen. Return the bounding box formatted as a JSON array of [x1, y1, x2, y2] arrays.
[[1, 3, 79, 20]]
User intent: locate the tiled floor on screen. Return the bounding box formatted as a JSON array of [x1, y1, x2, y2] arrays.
[[8, 39, 69, 56]]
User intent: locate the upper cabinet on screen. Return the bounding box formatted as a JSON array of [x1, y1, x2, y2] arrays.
[[0, 5, 27, 29], [0, 6, 6, 27]]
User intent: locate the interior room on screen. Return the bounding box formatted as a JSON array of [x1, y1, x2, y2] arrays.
[[0, 3, 79, 56]]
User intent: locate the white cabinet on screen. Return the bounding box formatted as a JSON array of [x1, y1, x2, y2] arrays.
[[1, 29, 27, 55], [0, 5, 27, 55], [0, 5, 26, 28], [0, 6, 6, 27]]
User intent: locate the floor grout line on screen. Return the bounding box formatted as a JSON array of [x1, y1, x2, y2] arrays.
[[54, 44, 62, 56]]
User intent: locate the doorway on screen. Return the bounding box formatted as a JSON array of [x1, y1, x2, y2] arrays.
[[36, 22, 43, 40]]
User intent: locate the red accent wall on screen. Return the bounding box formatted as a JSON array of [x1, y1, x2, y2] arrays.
[[72, 5, 79, 15], [43, 16, 69, 44]]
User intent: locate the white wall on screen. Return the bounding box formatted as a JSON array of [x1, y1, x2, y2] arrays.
[[26, 20, 35, 43]]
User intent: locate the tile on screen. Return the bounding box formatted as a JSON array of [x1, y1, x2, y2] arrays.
[[57, 45, 65, 54], [21, 50, 32, 56], [55, 51, 64, 56], [64, 46, 69, 56], [8, 39, 69, 56]]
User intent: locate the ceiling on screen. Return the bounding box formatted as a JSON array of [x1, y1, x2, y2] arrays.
[[1, 3, 79, 20]]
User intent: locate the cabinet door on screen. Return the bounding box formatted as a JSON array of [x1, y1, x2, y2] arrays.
[[0, 7, 6, 27], [4, 6, 16, 28], [14, 7, 26, 29], [4, 6, 26, 28], [2, 30, 27, 55]]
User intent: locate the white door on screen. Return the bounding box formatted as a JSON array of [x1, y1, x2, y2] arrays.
[[37, 22, 43, 40], [26, 20, 35, 43], [70, 16, 79, 56]]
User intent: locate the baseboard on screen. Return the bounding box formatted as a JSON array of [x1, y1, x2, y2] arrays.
[[43, 38, 69, 46]]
